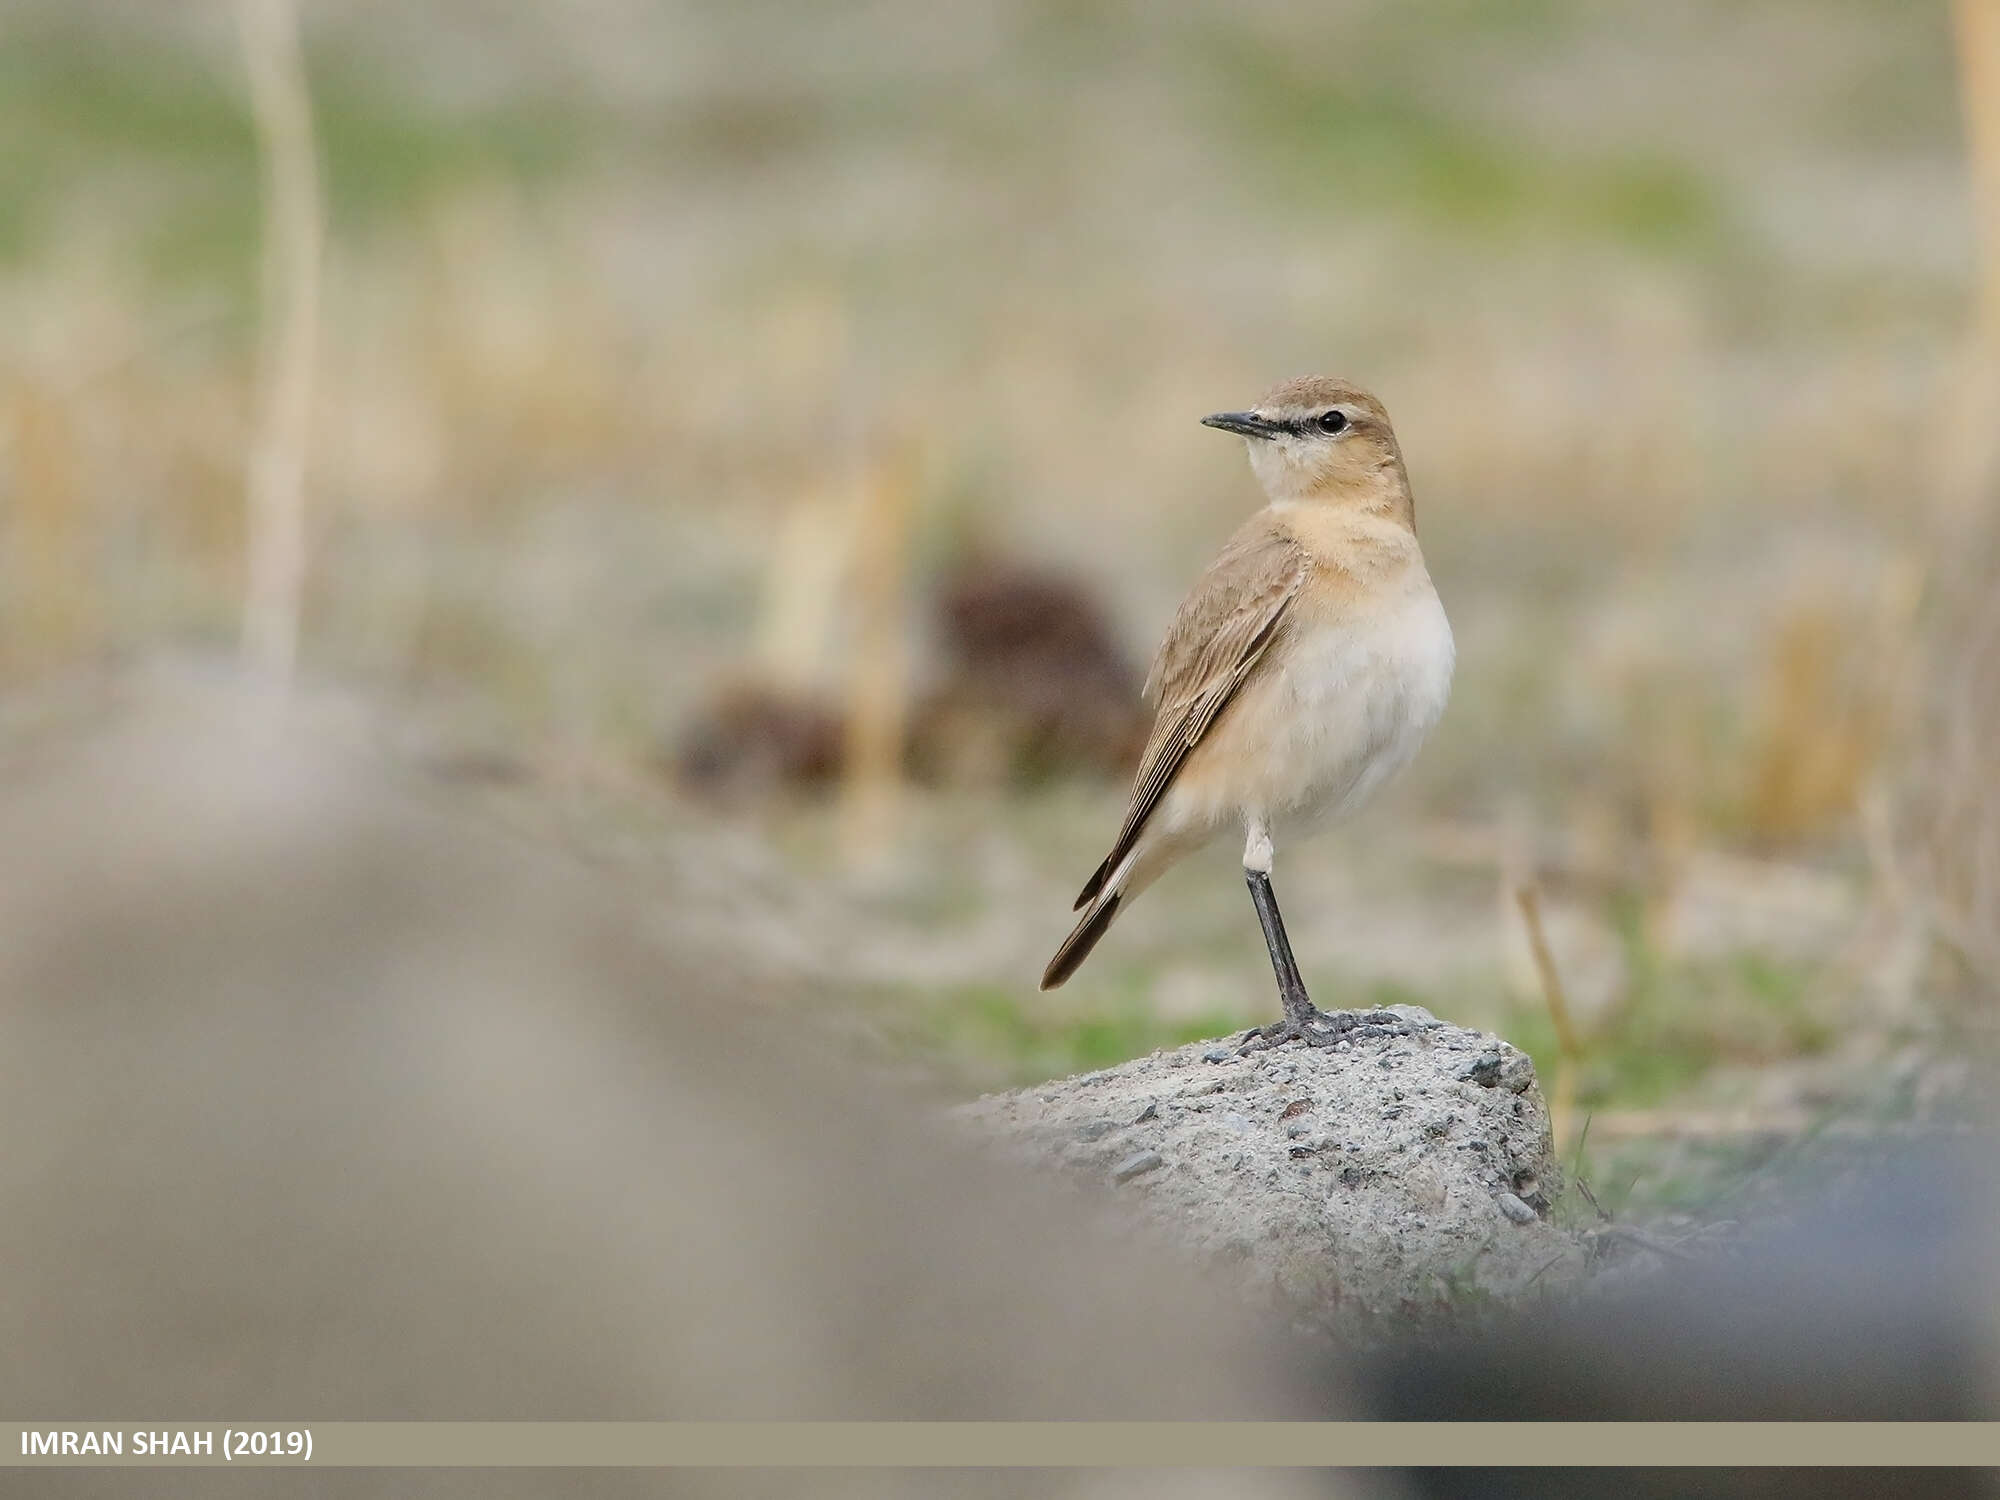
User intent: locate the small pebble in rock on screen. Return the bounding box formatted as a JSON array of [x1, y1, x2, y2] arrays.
[[1495, 1191, 1538, 1225], [1180, 1079, 1224, 1098], [1460, 1054, 1504, 1087], [1131, 1101, 1159, 1125], [1112, 1150, 1164, 1184], [1496, 1054, 1537, 1094], [1202, 1048, 1233, 1064], [1076, 1120, 1115, 1141], [1460, 1051, 1538, 1094]]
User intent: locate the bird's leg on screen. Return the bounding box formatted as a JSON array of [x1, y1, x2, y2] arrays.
[[1236, 827, 1409, 1053], [1245, 866, 1315, 1021]]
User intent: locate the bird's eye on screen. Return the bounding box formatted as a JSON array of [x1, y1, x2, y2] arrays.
[[1316, 410, 1349, 435]]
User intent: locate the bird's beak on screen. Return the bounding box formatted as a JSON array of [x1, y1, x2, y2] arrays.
[[1200, 411, 1284, 440]]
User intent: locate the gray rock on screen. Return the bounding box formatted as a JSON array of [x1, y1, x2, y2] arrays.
[[955, 1005, 1582, 1338], [1112, 1149, 1165, 1184]]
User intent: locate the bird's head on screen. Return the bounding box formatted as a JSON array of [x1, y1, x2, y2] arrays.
[[1202, 375, 1411, 520]]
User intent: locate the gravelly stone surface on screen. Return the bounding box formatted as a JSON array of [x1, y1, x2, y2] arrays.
[[956, 1005, 1587, 1336]]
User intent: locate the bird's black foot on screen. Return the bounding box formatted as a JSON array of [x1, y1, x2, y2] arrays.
[[1237, 1002, 1410, 1054]]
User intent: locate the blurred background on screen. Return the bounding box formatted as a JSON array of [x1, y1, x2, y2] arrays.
[[4, 0, 1999, 1223]]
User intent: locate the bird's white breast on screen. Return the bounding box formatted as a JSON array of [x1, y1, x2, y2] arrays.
[[1250, 569, 1455, 833]]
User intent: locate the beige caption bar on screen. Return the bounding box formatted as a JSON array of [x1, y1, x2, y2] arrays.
[[7, 1423, 2000, 1468]]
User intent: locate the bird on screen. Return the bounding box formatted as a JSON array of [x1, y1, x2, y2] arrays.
[[1040, 375, 1454, 1051]]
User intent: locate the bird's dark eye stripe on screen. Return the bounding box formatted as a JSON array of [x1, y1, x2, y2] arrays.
[[1281, 412, 1350, 436]]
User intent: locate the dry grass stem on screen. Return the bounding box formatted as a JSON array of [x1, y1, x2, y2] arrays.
[[839, 443, 921, 865], [1938, 0, 2000, 526], [1582, 1107, 1815, 1142], [757, 485, 859, 694], [1958, 0, 2000, 333], [7, 379, 89, 666], [1514, 882, 1582, 1152], [236, 0, 323, 685], [1928, 603, 2000, 987]]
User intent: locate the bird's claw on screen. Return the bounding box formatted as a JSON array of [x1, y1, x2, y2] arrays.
[[1237, 1006, 1409, 1054]]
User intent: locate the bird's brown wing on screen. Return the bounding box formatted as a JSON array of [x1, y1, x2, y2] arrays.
[[1072, 521, 1306, 910]]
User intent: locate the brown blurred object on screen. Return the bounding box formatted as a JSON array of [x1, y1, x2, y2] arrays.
[[910, 555, 1147, 786], [670, 676, 846, 800], [0, 678, 1339, 1500], [673, 555, 1146, 802]]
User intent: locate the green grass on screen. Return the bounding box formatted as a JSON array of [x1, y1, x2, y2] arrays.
[[893, 976, 1252, 1087], [1503, 917, 1834, 1114], [1197, 28, 1729, 255], [0, 23, 591, 277], [1501, 905, 1845, 1224]]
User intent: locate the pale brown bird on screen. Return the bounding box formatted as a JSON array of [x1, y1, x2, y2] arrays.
[[1041, 376, 1454, 1051]]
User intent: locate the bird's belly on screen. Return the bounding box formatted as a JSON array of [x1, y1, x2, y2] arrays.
[[1203, 584, 1455, 837]]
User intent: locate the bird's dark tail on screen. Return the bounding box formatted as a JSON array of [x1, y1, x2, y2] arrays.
[[1072, 854, 1113, 911], [1040, 890, 1122, 991]]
